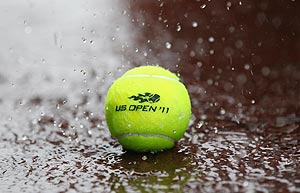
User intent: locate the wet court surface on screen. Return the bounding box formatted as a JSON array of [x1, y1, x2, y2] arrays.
[[0, 0, 300, 192], [1, 81, 299, 193]]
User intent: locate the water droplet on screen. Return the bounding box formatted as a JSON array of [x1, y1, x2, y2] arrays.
[[82, 37, 87, 43], [89, 40, 94, 44], [178, 113, 185, 119], [244, 64, 250, 70], [200, 4, 206, 9], [62, 79, 66, 83], [165, 42, 172, 49], [236, 74, 247, 85], [228, 26, 235, 33], [128, 123, 131, 127], [190, 51, 196, 57], [213, 127, 218, 133], [235, 40, 244, 49], [224, 47, 234, 58], [220, 108, 226, 115], [207, 79, 213, 85], [19, 100, 24, 105], [208, 36, 215, 42], [197, 38, 204, 44], [22, 135, 29, 141], [197, 61, 203, 67], [251, 100, 256, 104], [226, 1, 232, 10], [272, 17, 282, 29], [176, 23, 182, 32], [173, 130, 177, 134], [141, 155, 147, 160], [196, 121, 204, 129], [243, 181, 249, 187], [261, 66, 271, 76], [192, 21, 198, 28]]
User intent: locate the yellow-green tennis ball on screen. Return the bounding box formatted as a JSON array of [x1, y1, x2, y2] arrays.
[[104, 65, 191, 152]]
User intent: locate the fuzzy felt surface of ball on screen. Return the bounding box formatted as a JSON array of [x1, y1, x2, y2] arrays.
[[104, 66, 191, 152]]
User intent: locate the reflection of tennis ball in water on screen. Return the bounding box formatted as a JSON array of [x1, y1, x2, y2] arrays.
[[104, 66, 191, 152]]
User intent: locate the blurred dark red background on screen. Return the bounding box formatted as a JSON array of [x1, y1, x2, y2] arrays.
[[128, 0, 300, 121]]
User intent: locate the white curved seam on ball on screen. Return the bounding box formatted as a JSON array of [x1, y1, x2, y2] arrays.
[[115, 133, 176, 142], [123, 74, 179, 82]]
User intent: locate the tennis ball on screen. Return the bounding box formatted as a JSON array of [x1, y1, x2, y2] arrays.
[[104, 65, 191, 152]]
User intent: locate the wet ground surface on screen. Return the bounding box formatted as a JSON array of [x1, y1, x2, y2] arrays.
[[1, 0, 300, 193]]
